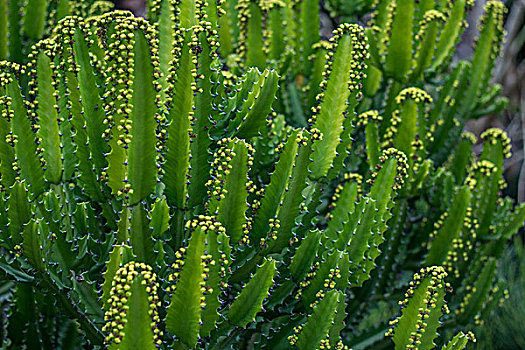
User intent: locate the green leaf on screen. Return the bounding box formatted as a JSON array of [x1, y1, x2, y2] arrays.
[[480, 128, 509, 170], [117, 277, 157, 350], [117, 206, 131, 244], [14, 283, 42, 348], [484, 203, 525, 258], [427, 61, 466, 126], [103, 19, 136, 197], [369, 152, 401, 222], [106, 133, 126, 195], [219, 68, 257, 118], [128, 29, 158, 204], [362, 29, 382, 97], [374, 199, 409, 294], [370, 0, 394, 34], [283, 1, 300, 76], [40, 192, 77, 273], [328, 291, 348, 347], [214, 68, 279, 140], [471, 85, 508, 119], [286, 81, 307, 127], [57, 319, 83, 350], [228, 258, 276, 327], [295, 290, 342, 350], [36, 51, 62, 184], [166, 225, 207, 346], [203, 0, 221, 42]]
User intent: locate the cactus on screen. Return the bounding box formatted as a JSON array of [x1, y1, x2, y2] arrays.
[[0, 0, 114, 63], [0, 0, 523, 349]]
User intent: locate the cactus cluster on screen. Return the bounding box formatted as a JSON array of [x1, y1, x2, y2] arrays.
[[0, 0, 114, 63], [0, 0, 523, 349]]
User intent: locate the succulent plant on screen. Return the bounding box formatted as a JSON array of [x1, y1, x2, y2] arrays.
[[0, 0, 523, 349], [0, 0, 114, 64]]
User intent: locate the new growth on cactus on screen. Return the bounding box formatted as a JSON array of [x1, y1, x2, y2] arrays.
[[0, 0, 523, 349]]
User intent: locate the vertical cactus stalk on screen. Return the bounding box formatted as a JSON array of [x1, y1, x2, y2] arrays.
[[309, 23, 368, 179], [186, 23, 221, 212], [459, 1, 505, 116], [299, 0, 319, 75], [410, 10, 446, 81], [8, 0, 23, 63], [384, 0, 414, 81], [0, 0, 7, 60], [237, 0, 266, 69], [23, 0, 48, 40], [357, 110, 382, 169], [387, 266, 452, 350], [1, 62, 46, 196], [103, 262, 161, 349]]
